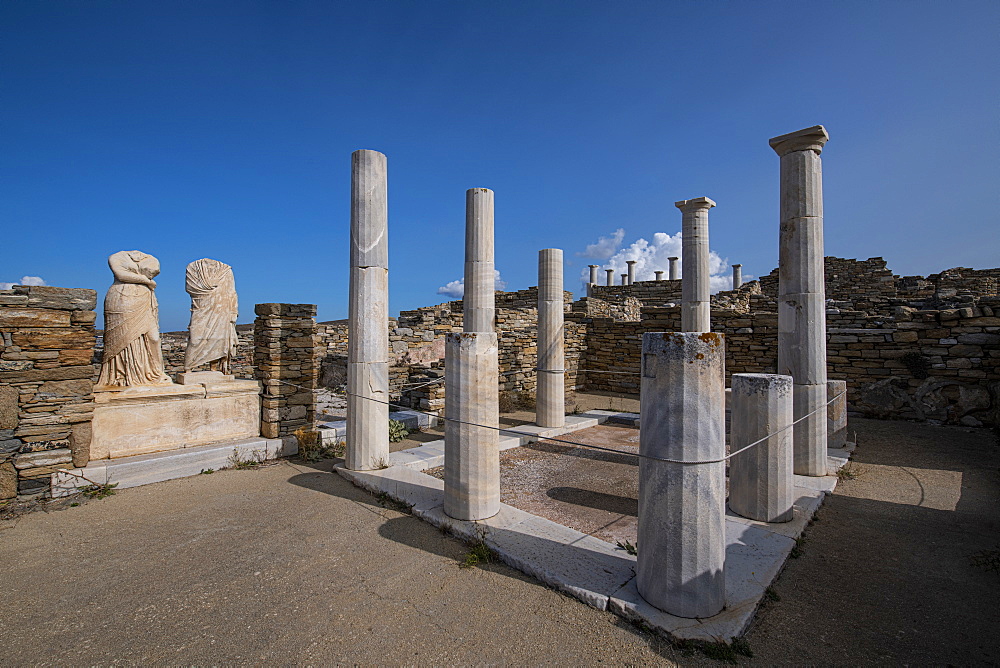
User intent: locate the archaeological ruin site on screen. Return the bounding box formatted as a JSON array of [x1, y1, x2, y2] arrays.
[[2, 126, 998, 646]]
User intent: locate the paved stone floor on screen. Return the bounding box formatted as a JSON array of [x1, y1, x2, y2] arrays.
[[1, 417, 997, 665]]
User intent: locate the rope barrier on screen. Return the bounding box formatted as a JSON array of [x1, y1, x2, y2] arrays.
[[275, 378, 846, 467]]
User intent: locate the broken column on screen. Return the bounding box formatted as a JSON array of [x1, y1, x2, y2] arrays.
[[444, 331, 500, 520], [346, 149, 389, 471], [626, 260, 637, 285], [654, 271, 664, 281], [729, 373, 794, 523], [620, 273, 627, 286], [668, 256, 679, 281], [605, 269, 614, 286], [827, 380, 847, 448], [536, 248, 565, 428], [444, 188, 500, 521], [771, 125, 829, 476], [733, 264, 743, 289], [676, 197, 715, 333], [638, 332, 726, 619]]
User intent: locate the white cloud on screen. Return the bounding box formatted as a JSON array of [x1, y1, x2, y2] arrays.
[[437, 269, 506, 298], [577, 232, 752, 293], [0, 275, 46, 290], [578, 228, 625, 259]]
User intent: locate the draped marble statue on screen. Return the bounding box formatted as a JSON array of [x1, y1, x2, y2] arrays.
[[97, 250, 173, 387], [184, 258, 238, 373]]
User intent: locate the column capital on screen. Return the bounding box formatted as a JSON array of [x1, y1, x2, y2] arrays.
[[732, 263, 742, 268], [588, 264, 599, 268], [674, 197, 716, 212], [625, 260, 637, 265], [769, 125, 829, 157], [668, 256, 678, 261]]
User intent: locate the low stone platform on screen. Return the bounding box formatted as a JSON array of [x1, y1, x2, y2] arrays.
[[51, 436, 291, 497], [336, 411, 856, 643], [317, 410, 439, 446]]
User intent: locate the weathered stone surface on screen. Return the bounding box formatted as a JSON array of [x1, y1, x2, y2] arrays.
[[444, 332, 500, 521], [827, 380, 848, 448], [25, 286, 98, 311], [729, 373, 794, 523], [537, 249, 565, 428], [12, 328, 94, 350], [0, 309, 71, 328], [638, 332, 726, 619], [350, 149, 389, 269], [0, 365, 95, 383], [676, 197, 715, 333], [70, 421, 91, 467], [0, 461, 17, 499], [0, 386, 17, 429], [13, 448, 72, 469]]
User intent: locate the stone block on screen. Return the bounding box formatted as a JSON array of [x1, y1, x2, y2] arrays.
[[0, 308, 71, 328], [0, 460, 16, 499], [11, 328, 94, 350], [24, 286, 97, 310], [14, 448, 72, 469], [70, 421, 91, 467], [0, 386, 17, 429]]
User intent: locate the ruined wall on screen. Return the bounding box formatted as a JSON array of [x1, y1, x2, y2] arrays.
[[589, 280, 682, 307], [1, 286, 97, 498], [253, 303, 318, 438], [159, 329, 255, 379]]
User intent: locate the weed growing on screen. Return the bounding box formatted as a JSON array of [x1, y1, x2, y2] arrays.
[[460, 527, 497, 569], [388, 419, 409, 443], [616, 539, 638, 556], [228, 448, 267, 470]]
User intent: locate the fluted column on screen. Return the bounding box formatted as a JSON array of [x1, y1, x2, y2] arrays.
[[536, 249, 565, 428], [732, 264, 743, 289], [347, 149, 389, 471], [638, 332, 726, 618], [675, 197, 716, 333], [626, 260, 637, 285], [729, 373, 794, 523], [668, 257, 679, 281], [827, 380, 847, 448], [464, 188, 495, 333], [771, 125, 829, 476]]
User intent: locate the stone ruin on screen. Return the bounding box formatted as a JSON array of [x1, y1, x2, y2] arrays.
[[1, 124, 998, 640]]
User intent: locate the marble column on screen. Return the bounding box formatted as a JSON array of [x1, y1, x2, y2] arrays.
[[537, 249, 565, 428], [668, 256, 679, 281], [638, 332, 726, 618], [654, 271, 664, 281], [347, 149, 389, 471], [626, 260, 637, 285], [444, 331, 500, 520], [732, 264, 743, 289], [588, 264, 599, 285], [771, 125, 829, 476], [729, 373, 794, 523], [676, 197, 715, 333], [605, 269, 614, 287], [464, 188, 495, 333], [827, 380, 847, 448], [620, 273, 627, 286]]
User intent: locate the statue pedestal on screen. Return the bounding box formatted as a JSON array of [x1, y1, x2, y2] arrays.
[[91, 377, 262, 459]]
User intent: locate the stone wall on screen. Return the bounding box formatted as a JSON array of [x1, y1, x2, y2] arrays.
[[253, 304, 318, 439], [159, 329, 255, 379], [589, 280, 682, 308], [1, 286, 97, 498]]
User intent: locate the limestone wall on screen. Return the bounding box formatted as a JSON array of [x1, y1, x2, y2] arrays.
[[0, 286, 97, 498], [254, 303, 318, 439], [159, 329, 255, 379]]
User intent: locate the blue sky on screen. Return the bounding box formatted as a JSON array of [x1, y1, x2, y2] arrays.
[[2, 0, 997, 331]]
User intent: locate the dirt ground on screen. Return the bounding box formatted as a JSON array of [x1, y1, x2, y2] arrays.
[[1, 415, 998, 665]]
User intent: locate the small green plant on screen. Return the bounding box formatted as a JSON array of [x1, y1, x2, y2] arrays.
[[295, 427, 344, 462], [616, 539, 638, 556], [200, 468, 215, 475], [69, 502, 80, 507], [228, 448, 266, 470], [373, 456, 391, 470], [790, 536, 806, 559], [460, 527, 496, 569], [80, 482, 118, 499], [388, 419, 409, 443], [764, 586, 781, 602], [699, 638, 753, 663]]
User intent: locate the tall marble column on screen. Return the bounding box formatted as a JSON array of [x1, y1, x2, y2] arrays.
[[464, 188, 495, 333], [620, 273, 628, 287], [626, 260, 637, 285], [588, 264, 599, 285], [668, 256, 679, 281], [605, 269, 614, 286], [771, 125, 829, 476], [536, 249, 565, 428], [445, 187, 500, 520], [732, 264, 743, 289], [638, 332, 726, 618], [347, 149, 389, 471], [654, 271, 664, 281], [675, 197, 716, 333]]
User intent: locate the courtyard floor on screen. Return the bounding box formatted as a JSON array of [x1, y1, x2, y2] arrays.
[[1, 415, 997, 665]]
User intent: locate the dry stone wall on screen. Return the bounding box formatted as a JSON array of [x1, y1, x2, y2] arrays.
[[254, 303, 318, 439], [0, 286, 97, 498], [157, 329, 255, 379]]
